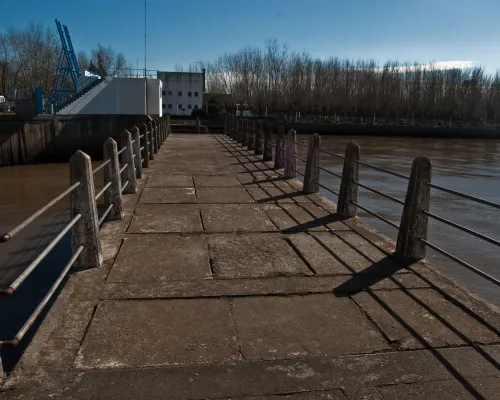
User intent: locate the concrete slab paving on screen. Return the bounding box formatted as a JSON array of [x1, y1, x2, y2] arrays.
[[147, 175, 194, 187], [107, 235, 211, 282], [75, 298, 240, 369], [201, 204, 278, 232], [196, 187, 255, 203], [193, 175, 243, 187], [247, 187, 311, 203], [127, 204, 202, 233], [232, 294, 390, 360], [139, 187, 196, 203], [207, 235, 312, 279]]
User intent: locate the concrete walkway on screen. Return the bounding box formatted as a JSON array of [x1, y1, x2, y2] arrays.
[[2, 134, 500, 399]]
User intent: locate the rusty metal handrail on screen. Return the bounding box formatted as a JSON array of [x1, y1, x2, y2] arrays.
[[119, 164, 128, 174], [0, 214, 82, 296], [427, 182, 500, 210], [317, 164, 342, 179], [292, 140, 308, 148], [352, 180, 405, 206], [318, 149, 344, 159], [351, 200, 400, 230], [293, 155, 307, 163], [92, 159, 111, 175], [314, 180, 339, 197], [356, 159, 410, 180], [121, 180, 129, 193], [0, 245, 84, 347], [420, 239, 500, 286], [98, 204, 114, 226], [117, 146, 127, 156], [0, 182, 80, 244], [292, 168, 305, 177], [95, 182, 112, 201]]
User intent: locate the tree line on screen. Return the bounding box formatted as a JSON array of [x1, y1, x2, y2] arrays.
[[199, 39, 500, 126], [0, 23, 131, 101]]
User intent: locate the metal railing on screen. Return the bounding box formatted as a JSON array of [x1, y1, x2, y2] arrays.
[[223, 116, 500, 287], [0, 115, 171, 349]]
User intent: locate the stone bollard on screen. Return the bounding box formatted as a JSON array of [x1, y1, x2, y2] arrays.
[[248, 121, 256, 151], [263, 124, 273, 162], [241, 119, 248, 146], [284, 129, 297, 179], [132, 126, 143, 178], [204, 126, 209, 134], [148, 121, 155, 160], [121, 130, 137, 194], [303, 133, 321, 194], [196, 116, 201, 133], [255, 122, 264, 156], [396, 157, 432, 260], [167, 115, 171, 137], [103, 138, 124, 221], [153, 120, 159, 153], [337, 141, 360, 218], [70, 150, 103, 268], [274, 125, 285, 169], [141, 123, 150, 167]]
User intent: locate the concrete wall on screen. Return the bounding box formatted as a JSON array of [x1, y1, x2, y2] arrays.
[[158, 72, 203, 116], [0, 115, 150, 166], [75, 78, 161, 116]]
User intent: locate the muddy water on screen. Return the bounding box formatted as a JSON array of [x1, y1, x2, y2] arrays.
[[0, 136, 499, 322]]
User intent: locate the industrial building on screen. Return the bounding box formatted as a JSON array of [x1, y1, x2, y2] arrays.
[[158, 70, 205, 116]]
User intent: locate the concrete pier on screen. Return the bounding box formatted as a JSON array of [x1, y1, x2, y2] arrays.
[[1, 133, 500, 399]]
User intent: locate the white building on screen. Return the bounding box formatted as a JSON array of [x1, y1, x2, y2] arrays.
[[158, 71, 205, 116], [58, 77, 162, 116]]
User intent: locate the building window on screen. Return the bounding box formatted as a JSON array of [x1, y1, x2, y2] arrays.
[[162, 90, 166, 96], [168, 104, 172, 109], [178, 91, 182, 96], [178, 104, 182, 109], [194, 105, 199, 109], [188, 104, 192, 110], [194, 92, 199, 97], [162, 104, 165, 108], [188, 91, 192, 97], [168, 90, 172, 95]]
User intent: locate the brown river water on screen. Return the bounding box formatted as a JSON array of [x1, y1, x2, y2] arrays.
[[0, 135, 499, 362]]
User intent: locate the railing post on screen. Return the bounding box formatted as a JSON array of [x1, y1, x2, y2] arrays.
[[162, 117, 166, 142], [148, 121, 155, 160], [248, 121, 255, 151], [103, 138, 124, 220], [224, 117, 227, 135], [396, 157, 432, 260], [303, 133, 321, 194], [166, 115, 171, 137], [121, 130, 137, 194], [255, 122, 263, 155], [196, 116, 201, 133], [153, 120, 159, 153], [70, 150, 102, 268], [132, 126, 143, 178], [141, 123, 150, 168], [241, 119, 247, 146], [284, 129, 297, 179], [274, 125, 285, 169], [337, 141, 360, 217], [263, 123, 273, 162]]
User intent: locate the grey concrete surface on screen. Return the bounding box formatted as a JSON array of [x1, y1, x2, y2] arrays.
[[2, 133, 500, 399]]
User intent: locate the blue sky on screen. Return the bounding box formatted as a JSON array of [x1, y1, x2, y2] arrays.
[[2, 0, 499, 74]]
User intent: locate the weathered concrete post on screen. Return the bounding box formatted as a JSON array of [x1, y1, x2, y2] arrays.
[[263, 123, 273, 161], [103, 138, 123, 221], [141, 123, 150, 168], [303, 133, 321, 194], [70, 150, 102, 268], [196, 116, 201, 133], [121, 130, 137, 194], [241, 119, 248, 146], [274, 125, 285, 169], [255, 122, 263, 155], [148, 121, 155, 160], [284, 129, 297, 179], [167, 115, 171, 137], [224, 117, 227, 135], [396, 157, 432, 260], [337, 141, 360, 217], [204, 125, 209, 134], [153, 120, 159, 153], [248, 121, 256, 151], [132, 126, 143, 178]]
